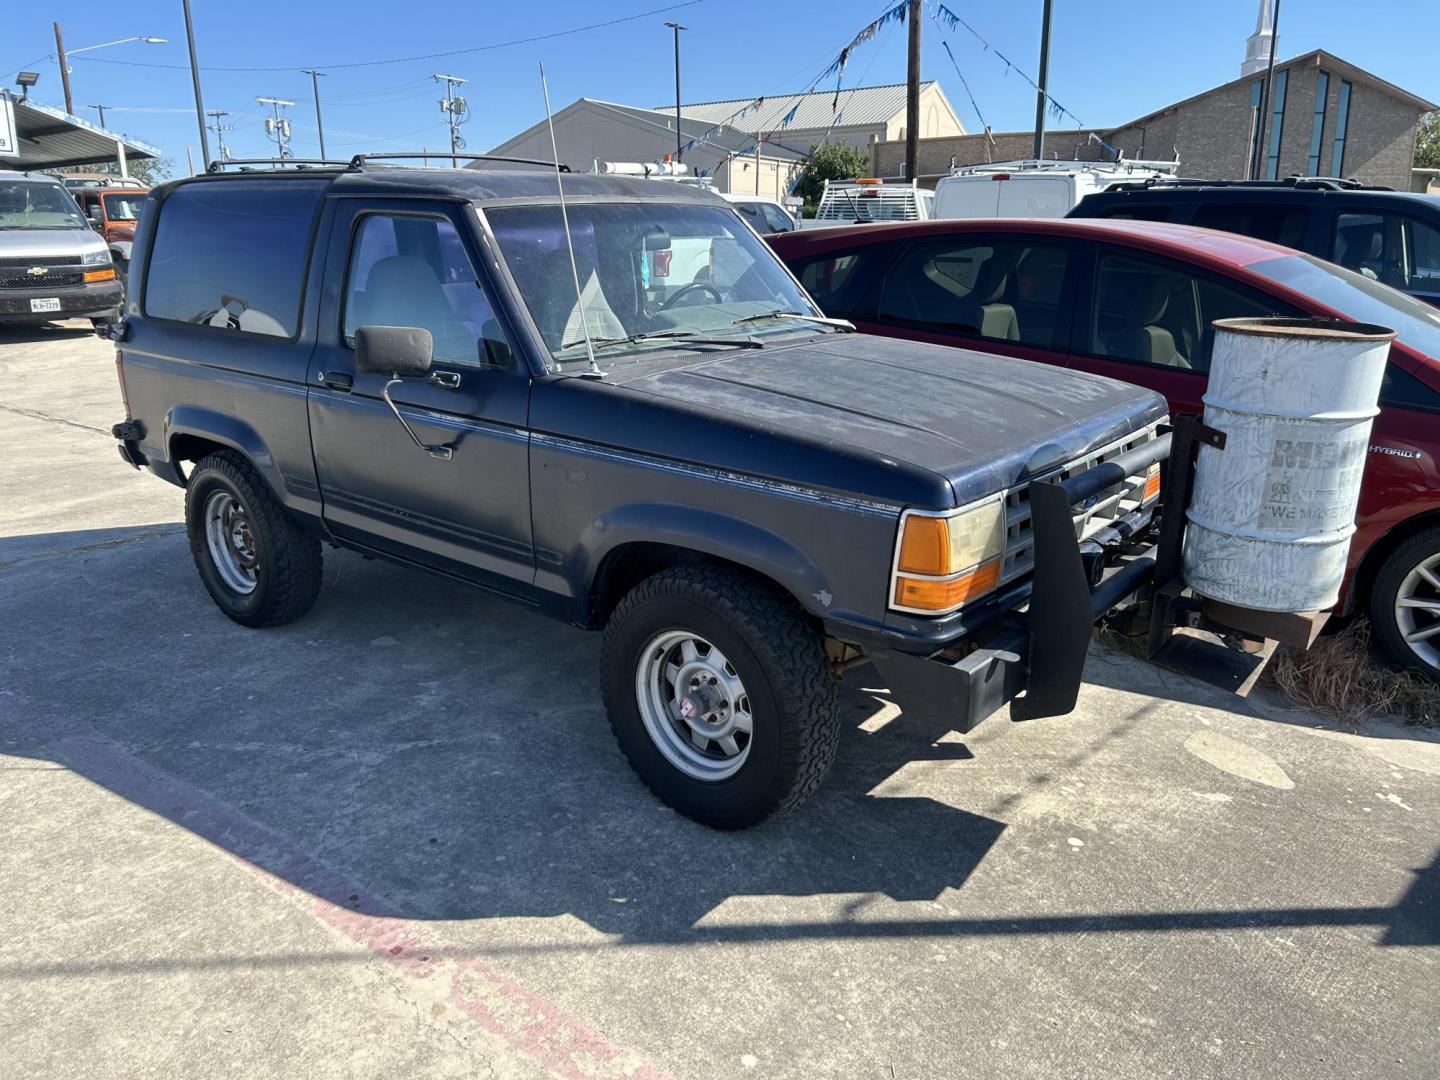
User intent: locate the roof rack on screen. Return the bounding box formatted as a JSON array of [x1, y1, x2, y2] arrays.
[[204, 153, 570, 175], [1106, 175, 1394, 193], [347, 152, 570, 171]]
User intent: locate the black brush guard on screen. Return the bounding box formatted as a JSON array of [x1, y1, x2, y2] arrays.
[[872, 430, 1173, 731]]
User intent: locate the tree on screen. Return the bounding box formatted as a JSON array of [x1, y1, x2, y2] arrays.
[[1417, 112, 1440, 171], [793, 141, 871, 217], [57, 157, 173, 185]]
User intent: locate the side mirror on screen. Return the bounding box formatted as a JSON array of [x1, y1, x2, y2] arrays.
[[88, 211, 104, 227], [355, 325, 433, 376]]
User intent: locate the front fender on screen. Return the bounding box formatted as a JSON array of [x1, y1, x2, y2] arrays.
[[108, 241, 133, 261], [571, 502, 843, 623]]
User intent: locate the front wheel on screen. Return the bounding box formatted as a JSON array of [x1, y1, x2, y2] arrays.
[[600, 566, 840, 829], [1369, 525, 1440, 683]]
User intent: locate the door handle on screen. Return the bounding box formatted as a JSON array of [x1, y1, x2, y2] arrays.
[[427, 369, 462, 389], [318, 371, 353, 392]]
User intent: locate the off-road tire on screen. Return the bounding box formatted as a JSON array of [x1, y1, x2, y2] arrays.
[[601, 565, 840, 829], [1369, 525, 1440, 683], [185, 450, 322, 628]]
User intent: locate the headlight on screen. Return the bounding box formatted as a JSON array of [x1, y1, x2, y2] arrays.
[[890, 495, 1007, 615], [81, 249, 111, 266]]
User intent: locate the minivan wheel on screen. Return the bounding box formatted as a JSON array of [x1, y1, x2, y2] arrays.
[[1369, 525, 1440, 683], [185, 450, 322, 627], [600, 565, 840, 829]]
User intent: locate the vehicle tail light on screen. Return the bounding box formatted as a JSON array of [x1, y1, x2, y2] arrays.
[[84, 268, 116, 282], [890, 498, 1006, 614], [115, 349, 131, 415], [991, 174, 1011, 182]]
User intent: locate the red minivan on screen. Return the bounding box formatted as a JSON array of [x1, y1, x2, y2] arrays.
[[770, 219, 1440, 680]]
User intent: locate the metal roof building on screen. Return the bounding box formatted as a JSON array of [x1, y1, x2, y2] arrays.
[[0, 93, 159, 172]]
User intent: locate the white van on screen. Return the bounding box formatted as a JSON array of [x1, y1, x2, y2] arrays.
[[933, 159, 1179, 220]]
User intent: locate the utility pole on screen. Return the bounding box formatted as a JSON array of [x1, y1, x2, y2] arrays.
[[258, 97, 295, 159], [205, 109, 231, 162], [1251, 0, 1283, 180], [182, 0, 211, 168], [53, 22, 75, 115], [904, 0, 920, 181], [87, 104, 107, 128], [434, 74, 468, 166], [302, 69, 328, 159], [1032, 0, 1054, 160], [664, 21, 685, 161]]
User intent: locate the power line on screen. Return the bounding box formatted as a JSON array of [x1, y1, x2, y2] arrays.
[[257, 97, 295, 158], [67, 1, 704, 73]]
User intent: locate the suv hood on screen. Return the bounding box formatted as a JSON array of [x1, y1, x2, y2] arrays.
[[610, 333, 1167, 505], [0, 226, 108, 260]]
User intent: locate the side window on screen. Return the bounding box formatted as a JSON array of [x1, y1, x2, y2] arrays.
[[1380, 365, 1440, 413], [1094, 203, 1174, 222], [732, 202, 765, 230], [342, 213, 511, 370], [878, 238, 1069, 350], [1332, 211, 1405, 289], [1402, 216, 1440, 290], [761, 203, 795, 233], [1190, 203, 1307, 249], [795, 251, 870, 318], [1089, 252, 1285, 373], [144, 179, 325, 337]]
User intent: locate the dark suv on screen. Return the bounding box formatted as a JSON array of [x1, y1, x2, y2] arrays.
[[109, 159, 1169, 828], [1070, 178, 1440, 307]]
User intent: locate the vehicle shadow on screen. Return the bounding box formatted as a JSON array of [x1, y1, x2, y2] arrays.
[[0, 320, 95, 344], [1, 529, 1005, 939]]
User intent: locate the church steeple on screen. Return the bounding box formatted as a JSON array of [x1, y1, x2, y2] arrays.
[[1242, 0, 1277, 76]]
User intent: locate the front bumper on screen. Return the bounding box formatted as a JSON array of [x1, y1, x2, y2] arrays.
[[869, 431, 1172, 733], [0, 280, 123, 322]]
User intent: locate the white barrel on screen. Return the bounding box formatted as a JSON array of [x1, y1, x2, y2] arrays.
[[1182, 317, 1395, 612]]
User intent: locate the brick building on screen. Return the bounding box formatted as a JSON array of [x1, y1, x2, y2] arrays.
[[873, 30, 1435, 192]]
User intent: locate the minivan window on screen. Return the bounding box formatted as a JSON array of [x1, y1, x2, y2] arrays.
[[144, 179, 325, 337], [1189, 203, 1307, 249], [0, 179, 87, 230]]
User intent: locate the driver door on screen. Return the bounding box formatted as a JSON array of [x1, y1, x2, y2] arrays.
[[307, 199, 534, 593]]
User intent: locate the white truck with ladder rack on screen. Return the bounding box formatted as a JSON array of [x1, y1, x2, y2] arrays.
[[805, 178, 935, 227], [933, 158, 1180, 219]]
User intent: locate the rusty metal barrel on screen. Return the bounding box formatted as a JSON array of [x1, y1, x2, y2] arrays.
[[1182, 317, 1395, 612]]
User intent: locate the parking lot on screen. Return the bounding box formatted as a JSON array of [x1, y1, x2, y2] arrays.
[[2, 321, 1437, 1078]]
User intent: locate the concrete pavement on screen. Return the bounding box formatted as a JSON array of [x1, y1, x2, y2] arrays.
[[2, 321, 1437, 1079]]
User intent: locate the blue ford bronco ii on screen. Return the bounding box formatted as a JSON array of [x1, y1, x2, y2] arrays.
[[108, 157, 1169, 828]]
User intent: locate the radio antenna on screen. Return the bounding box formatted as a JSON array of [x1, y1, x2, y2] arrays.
[[540, 63, 601, 379]]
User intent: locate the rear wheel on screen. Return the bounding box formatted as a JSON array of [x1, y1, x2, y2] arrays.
[[1369, 525, 1440, 683], [601, 565, 840, 829], [185, 450, 322, 627]]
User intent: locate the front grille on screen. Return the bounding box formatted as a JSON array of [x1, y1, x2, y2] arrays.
[[0, 255, 81, 269], [999, 424, 1162, 586], [0, 272, 84, 289]]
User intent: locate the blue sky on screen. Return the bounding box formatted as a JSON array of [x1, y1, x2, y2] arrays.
[[4, 0, 1436, 172]]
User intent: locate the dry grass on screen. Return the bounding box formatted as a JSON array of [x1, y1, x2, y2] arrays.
[[1268, 621, 1440, 728]]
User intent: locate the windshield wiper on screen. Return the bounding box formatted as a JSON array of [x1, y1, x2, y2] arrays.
[[562, 328, 765, 351], [731, 310, 856, 331]]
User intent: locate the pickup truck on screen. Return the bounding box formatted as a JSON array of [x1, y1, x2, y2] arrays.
[[108, 160, 1169, 829]]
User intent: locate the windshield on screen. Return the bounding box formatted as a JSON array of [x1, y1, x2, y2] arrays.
[[1252, 252, 1440, 362], [102, 193, 145, 221], [485, 201, 822, 367], [0, 180, 88, 231]]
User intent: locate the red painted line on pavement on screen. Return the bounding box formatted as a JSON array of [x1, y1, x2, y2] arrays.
[[1, 688, 671, 1080]]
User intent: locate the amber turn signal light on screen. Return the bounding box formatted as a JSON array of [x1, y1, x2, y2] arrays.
[[893, 560, 1002, 611], [1143, 468, 1161, 502], [83, 268, 117, 283]]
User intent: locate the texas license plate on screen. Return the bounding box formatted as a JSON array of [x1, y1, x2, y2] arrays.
[[30, 298, 62, 313]]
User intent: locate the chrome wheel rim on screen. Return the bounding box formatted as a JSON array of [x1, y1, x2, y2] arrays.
[[1395, 552, 1440, 670], [635, 630, 754, 781], [204, 490, 258, 595]]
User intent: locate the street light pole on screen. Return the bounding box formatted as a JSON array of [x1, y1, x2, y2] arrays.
[[664, 21, 685, 162], [302, 69, 328, 159], [53, 23, 74, 115], [181, 0, 211, 169]]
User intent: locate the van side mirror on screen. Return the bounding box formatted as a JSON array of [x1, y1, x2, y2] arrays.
[[354, 325, 433, 377]]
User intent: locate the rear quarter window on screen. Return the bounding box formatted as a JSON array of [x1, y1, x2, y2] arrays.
[[1089, 201, 1175, 222], [792, 248, 876, 319], [143, 179, 326, 338]]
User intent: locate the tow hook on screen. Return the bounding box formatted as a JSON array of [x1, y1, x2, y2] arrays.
[[112, 420, 144, 441]]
